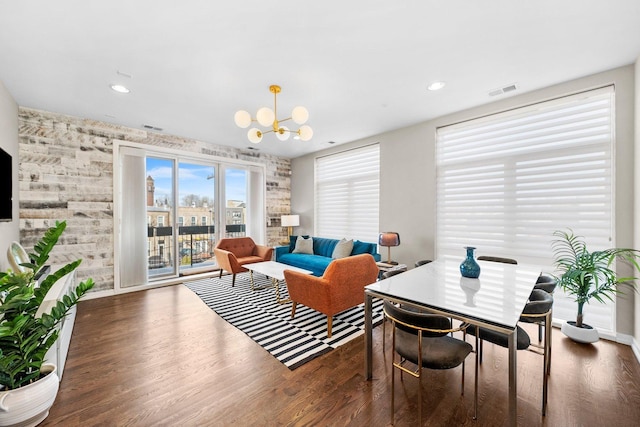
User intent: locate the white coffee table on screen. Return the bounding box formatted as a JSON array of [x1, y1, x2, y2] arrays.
[[243, 261, 313, 304]]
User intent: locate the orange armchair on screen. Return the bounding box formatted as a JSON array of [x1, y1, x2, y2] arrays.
[[283, 253, 379, 337], [214, 237, 273, 286]]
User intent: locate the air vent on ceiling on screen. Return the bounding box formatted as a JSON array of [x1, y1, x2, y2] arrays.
[[245, 146, 259, 151], [142, 124, 163, 131], [328, 141, 336, 144], [489, 83, 518, 97]]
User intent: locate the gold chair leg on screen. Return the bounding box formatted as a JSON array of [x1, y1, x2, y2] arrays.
[[417, 332, 422, 425], [391, 325, 396, 425], [383, 313, 386, 349]]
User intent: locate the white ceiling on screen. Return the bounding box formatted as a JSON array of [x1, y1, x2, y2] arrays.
[[1, 1, 639, 159]]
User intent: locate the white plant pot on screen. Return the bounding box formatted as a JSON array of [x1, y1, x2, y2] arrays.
[[0, 364, 59, 427], [561, 321, 599, 343]]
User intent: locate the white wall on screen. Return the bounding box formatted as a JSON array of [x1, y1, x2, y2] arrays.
[[292, 64, 637, 336], [635, 56, 640, 349], [0, 80, 19, 272]]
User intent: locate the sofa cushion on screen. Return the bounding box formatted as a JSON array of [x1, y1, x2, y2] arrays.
[[313, 237, 339, 258], [293, 236, 313, 254], [332, 238, 354, 259], [289, 235, 309, 253], [351, 240, 376, 256], [237, 255, 266, 266], [279, 253, 332, 277]]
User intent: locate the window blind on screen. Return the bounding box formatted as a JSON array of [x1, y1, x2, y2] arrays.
[[315, 144, 380, 243], [436, 86, 615, 332]]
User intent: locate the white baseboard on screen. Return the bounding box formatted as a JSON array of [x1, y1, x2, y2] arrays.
[[83, 270, 220, 300], [614, 332, 634, 345], [632, 337, 640, 365], [82, 288, 116, 300]]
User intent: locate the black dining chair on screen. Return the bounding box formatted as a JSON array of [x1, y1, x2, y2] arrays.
[[414, 259, 433, 267], [465, 289, 554, 415], [383, 300, 478, 424], [477, 255, 518, 264], [531, 274, 557, 372], [479, 256, 557, 371]]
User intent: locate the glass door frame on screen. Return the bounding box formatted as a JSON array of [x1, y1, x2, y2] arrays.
[[114, 140, 267, 292]]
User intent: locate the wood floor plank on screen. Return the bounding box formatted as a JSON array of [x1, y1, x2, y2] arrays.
[[41, 283, 640, 426]]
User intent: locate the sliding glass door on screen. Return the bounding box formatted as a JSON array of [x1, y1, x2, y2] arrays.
[[146, 156, 176, 279], [176, 161, 217, 274], [117, 145, 264, 289], [145, 158, 219, 279]]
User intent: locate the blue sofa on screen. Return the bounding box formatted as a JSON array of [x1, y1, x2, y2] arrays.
[[275, 235, 381, 276]]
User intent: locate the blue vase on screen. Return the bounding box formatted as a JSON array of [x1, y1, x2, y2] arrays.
[[460, 246, 481, 278]]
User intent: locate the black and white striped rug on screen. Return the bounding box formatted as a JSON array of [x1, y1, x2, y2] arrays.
[[185, 273, 384, 370]]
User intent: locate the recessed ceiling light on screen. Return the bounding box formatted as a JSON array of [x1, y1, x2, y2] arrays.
[[110, 84, 130, 94], [427, 81, 446, 91]]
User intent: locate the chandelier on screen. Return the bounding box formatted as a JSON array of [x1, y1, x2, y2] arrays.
[[234, 84, 313, 143]]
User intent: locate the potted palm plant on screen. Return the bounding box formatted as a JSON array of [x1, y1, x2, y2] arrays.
[[552, 229, 640, 343], [0, 221, 94, 426]]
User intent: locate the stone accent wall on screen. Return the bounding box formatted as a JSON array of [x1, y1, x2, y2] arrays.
[[18, 107, 291, 292]]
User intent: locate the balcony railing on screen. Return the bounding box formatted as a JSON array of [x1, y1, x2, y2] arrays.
[[147, 224, 246, 273]]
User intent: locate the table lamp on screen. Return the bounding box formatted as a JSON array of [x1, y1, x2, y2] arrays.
[[281, 214, 300, 243], [378, 232, 400, 265]]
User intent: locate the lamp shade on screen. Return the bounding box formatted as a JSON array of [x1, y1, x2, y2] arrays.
[[281, 214, 300, 227], [378, 232, 400, 247]]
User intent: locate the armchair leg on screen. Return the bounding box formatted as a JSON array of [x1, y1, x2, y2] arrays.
[[232, 274, 236, 287], [291, 302, 297, 318], [219, 269, 223, 279], [327, 316, 333, 338]]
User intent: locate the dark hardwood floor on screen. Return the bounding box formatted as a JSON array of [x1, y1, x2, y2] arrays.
[[42, 282, 640, 426]]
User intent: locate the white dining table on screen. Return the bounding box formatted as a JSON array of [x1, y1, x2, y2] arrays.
[[364, 258, 541, 426]]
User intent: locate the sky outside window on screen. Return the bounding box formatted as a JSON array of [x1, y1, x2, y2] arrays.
[[146, 158, 247, 205]]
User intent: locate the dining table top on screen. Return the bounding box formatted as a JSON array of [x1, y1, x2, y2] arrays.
[[365, 257, 543, 330]]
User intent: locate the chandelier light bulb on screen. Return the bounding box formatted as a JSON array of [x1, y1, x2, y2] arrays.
[[276, 126, 290, 141], [298, 125, 313, 141], [256, 107, 275, 127], [234, 110, 252, 128], [248, 128, 263, 143], [291, 106, 309, 125]]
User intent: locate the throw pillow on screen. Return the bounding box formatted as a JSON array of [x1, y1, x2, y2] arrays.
[[293, 236, 314, 254], [351, 240, 371, 255], [332, 238, 354, 259]]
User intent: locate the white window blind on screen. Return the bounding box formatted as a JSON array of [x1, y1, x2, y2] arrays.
[[315, 144, 380, 242], [436, 86, 615, 333]]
